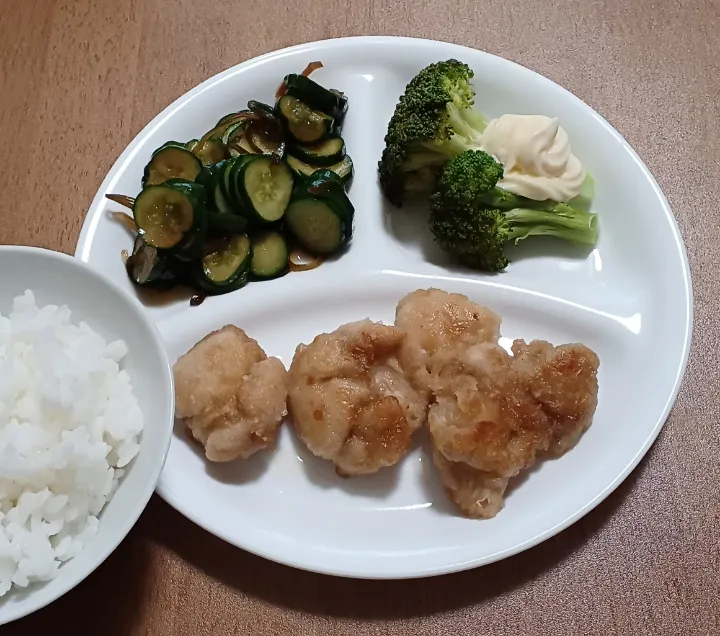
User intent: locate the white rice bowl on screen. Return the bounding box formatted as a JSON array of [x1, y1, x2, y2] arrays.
[[0, 291, 143, 596]]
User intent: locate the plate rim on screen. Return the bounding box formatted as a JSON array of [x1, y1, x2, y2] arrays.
[[74, 35, 694, 579]]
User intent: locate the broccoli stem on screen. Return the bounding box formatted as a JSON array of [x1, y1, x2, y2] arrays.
[[447, 103, 487, 140], [504, 206, 599, 245]]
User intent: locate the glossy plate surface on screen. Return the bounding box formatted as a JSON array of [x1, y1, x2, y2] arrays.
[[76, 36, 692, 579]]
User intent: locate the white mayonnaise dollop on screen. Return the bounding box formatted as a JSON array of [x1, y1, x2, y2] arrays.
[[480, 114, 585, 202]]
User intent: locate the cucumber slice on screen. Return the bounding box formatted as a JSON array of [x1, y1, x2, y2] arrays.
[[213, 181, 233, 216], [285, 196, 353, 254], [133, 179, 205, 250], [306, 169, 345, 190], [208, 209, 248, 233], [286, 154, 354, 187], [329, 156, 353, 186], [225, 154, 256, 210], [192, 138, 228, 167], [236, 157, 293, 223], [277, 95, 334, 144], [285, 155, 316, 179], [292, 137, 345, 166], [250, 231, 289, 279], [152, 141, 187, 155], [203, 160, 249, 232], [142, 146, 203, 187], [195, 234, 252, 293], [283, 74, 348, 123]]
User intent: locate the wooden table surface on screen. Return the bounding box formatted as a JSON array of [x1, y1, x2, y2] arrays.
[[2, 0, 719, 633]]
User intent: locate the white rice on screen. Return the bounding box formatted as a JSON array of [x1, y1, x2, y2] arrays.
[[0, 290, 143, 596]]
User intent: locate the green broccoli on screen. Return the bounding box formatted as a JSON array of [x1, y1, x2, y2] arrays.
[[429, 150, 599, 272], [378, 60, 488, 207]]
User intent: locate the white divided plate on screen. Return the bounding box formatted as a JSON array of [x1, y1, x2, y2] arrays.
[[76, 36, 692, 579]]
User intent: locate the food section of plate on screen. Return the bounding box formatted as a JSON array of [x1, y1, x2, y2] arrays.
[[102, 59, 602, 522], [107, 62, 356, 305], [106, 59, 598, 305]]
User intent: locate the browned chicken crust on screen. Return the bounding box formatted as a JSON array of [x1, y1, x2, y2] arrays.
[[395, 288, 502, 391], [394, 289, 600, 519], [174, 325, 289, 462], [288, 320, 429, 476]]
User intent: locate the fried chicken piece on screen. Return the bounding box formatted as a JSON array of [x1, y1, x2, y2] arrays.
[[431, 448, 509, 519], [288, 320, 429, 476], [429, 339, 599, 517], [511, 339, 600, 456], [429, 342, 550, 478], [173, 325, 289, 462], [394, 288, 501, 391]]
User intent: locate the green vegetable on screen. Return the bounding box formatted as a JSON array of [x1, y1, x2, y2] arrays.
[[285, 171, 354, 254], [378, 59, 488, 206], [133, 179, 206, 251], [250, 231, 289, 279], [207, 209, 248, 233], [286, 154, 353, 186], [191, 138, 228, 166], [429, 150, 598, 272], [194, 233, 252, 293], [292, 137, 345, 166], [282, 74, 348, 123], [117, 63, 355, 300], [142, 145, 203, 187], [278, 95, 334, 144], [235, 156, 294, 223], [568, 173, 595, 212]]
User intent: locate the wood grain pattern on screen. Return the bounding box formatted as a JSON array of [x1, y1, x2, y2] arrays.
[[1, 0, 719, 633]]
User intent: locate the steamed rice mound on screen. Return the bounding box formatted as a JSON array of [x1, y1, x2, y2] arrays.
[[0, 291, 143, 596]]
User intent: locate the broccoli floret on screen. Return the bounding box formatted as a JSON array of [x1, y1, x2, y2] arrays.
[[378, 60, 488, 207], [429, 150, 599, 272]]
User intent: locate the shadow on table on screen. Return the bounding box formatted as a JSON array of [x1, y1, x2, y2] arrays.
[[4, 525, 155, 636], [1, 441, 654, 633], [145, 443, 654, 621]]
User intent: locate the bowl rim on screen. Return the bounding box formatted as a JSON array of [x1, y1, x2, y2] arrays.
[[0, 245, 174, 625]]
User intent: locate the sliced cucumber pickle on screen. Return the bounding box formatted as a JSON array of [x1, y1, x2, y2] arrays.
[[133, 180, 204, 250], [282, 74, 348, 123], [237, 156, 293, 223], [207, 210, 248, 233], [196, 233, 252, 293], [250, 231, 289, 279], [277, 95, 334, 144], [285, 198, 352, 254], [143, 146, 202, 187], [292, 137, 345, 166], [191, 138, 228, 166], [286, 154, 353, 187]]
